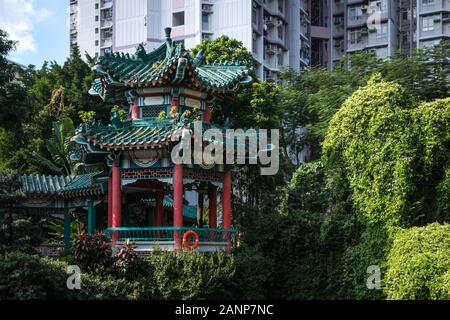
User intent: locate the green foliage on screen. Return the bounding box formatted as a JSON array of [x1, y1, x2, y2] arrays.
[[156, 110, 167, 121], [323, 76, 450, 227], [72, 231, 113, 274], [436, 168, 450, 218], [149, 250, 235, 300], [385, 223, 450, 300], [0, 251, 72, 299], [191, 35, 258, 69], [33, 117, 76, 176], [281, 43, 449, 161], [78, 110, 96, 123], [0, 218, 43, 253], [111, 105, 127, 120], [77, 273, 155, 300], [114, 241, 139, 277]]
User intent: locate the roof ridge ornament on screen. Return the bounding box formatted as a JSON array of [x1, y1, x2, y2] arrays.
[[135, 43, 147, 61], [193, 50, 206, 67]]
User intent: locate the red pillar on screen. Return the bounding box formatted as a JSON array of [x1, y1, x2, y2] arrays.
[[111, 161, 122, 241], [222, 170, 232, 250], [131, 97, 139, 119], [171, 97, 180, 117], [107, 177, 112, 228], [208, 185, 217, 229], [173, 164, 184, 249], [203, 103, 211, 124]]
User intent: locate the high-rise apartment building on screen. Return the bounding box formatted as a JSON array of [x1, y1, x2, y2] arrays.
[[69, 0, 450, 79], [70, 0, 306, 82], [328, 0, 450, 68]]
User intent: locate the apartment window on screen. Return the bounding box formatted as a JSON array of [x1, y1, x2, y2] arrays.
[[252, 32, 258, 54], [95, 40, 99, 46], [349, 7, 362, 21], [349, 30, 362, 44], [423, 16, 435, 31], [278, 0, 284, 13], [423, 0, 435, 6], [376, 23, 388, 38], [95, 3, 99, 9], [277, 53, 283, 66], [277, 25, 284, 40], [371, 0, 387, 13], [173, 12, 185, 27], [95, 15, 99, 22], [252, 3, 258, 26], [95, 28, 99, 34], [202, 14, 210, 30]]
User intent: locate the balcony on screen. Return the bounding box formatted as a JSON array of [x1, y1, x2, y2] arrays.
[[347, 15, 367, 27], [333, 1, 345, 15], [420, 1, 447, 14], [100, 38, 112, 48], [105, 227, 236, 253], [202, 3, 213, 14], [265, 44, 278, 55], [101, 18, 113, 28], [101, 0, 113, 10]]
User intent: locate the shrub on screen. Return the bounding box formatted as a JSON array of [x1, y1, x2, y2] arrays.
[[76, 273, 150, 300], [72, 231, 113, 274], [114, 241, 139, 277], [0, 251, 72, 299], [149, 250, 235, 300], [385, 223, 450, 300]]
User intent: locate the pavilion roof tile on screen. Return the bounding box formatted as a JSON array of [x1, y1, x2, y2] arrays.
[[20, 174, 71, 195], [89, 29, 253, 102], [60, 172, 105, 197]]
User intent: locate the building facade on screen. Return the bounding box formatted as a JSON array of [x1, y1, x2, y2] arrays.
[[328, 0, 450, 68], [69, 0, 450, 78], [70, 0, 313, 82]]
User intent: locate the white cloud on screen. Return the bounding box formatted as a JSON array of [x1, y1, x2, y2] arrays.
[[0, 0, 50, 54]]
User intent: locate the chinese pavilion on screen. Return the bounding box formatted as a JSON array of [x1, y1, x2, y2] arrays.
[[63, 27, 254, 253]]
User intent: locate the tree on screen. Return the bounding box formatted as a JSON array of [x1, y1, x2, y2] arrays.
[[191, 35, 258, 69], [0, 170, 25, 249], [385, 223, 450, 300], [31, 117, 76, 176], [280, 43, 450, 161]]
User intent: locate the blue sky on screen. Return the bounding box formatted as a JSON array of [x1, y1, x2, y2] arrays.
[[0, 0, 69, 67]]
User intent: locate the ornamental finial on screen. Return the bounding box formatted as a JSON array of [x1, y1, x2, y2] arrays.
[[165, 27, 172, 42]]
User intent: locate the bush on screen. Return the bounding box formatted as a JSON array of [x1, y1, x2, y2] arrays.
[[72, 231, 113, 274], [0, 251, 72, 299], [114, 241, 139, 277], [0, 217, 43, 253], [149, 250, 235, 300], [76, 273, 155, 300], [385, 223, 450, 300]]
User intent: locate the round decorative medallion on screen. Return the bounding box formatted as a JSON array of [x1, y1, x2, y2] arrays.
[[131, 150, 160, 168]]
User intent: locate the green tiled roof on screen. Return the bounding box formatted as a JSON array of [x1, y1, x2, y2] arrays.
[[74, 116, 266, 152], [163, 196, 197, 220], [20, 175, 71, 195], [90, 28, 253, 102], [60, 172, 105, 197], [76, 118, 187, 151]]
